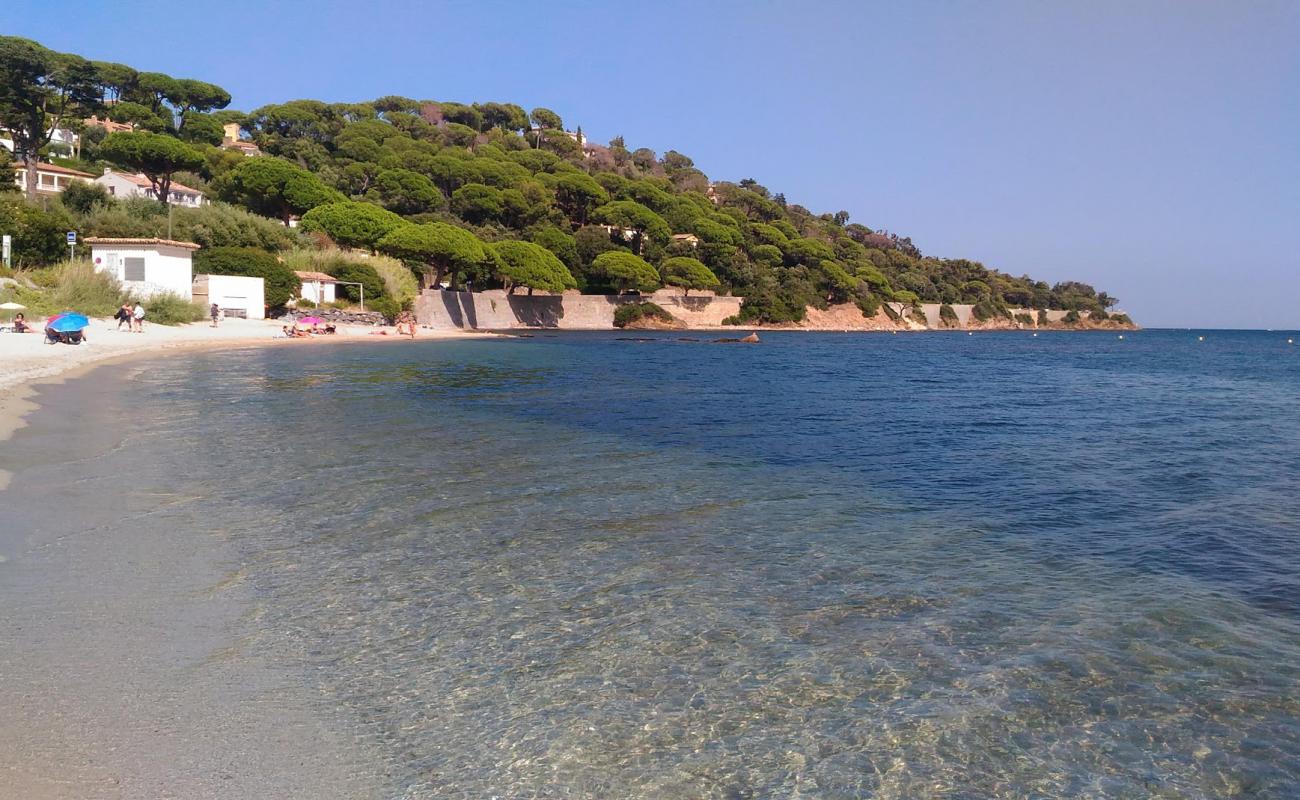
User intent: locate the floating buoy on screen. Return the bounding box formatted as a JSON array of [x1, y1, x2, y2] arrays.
[[1032, 333, 1038, 337], [1198, 336, 1205, 342], [968, 332, 974, 336], [1118, 335, 1124, 340], [1289, 338, 1294, 345]]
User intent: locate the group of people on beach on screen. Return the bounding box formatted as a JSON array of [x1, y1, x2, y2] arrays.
[[113, 303, 146, 332]]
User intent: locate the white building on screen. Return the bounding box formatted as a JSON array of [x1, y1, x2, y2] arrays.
[[13, 161, 94, 194], [96, 168, 207, 207], [295, 270, 337, 304], [87, 237, 201, 300], [193, 274, 265, 319]]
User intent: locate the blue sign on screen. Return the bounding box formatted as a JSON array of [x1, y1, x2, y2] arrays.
[[66, 231, 77, 244]]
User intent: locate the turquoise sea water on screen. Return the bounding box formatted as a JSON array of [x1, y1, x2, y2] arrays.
[[6, 330, 1300, 797]]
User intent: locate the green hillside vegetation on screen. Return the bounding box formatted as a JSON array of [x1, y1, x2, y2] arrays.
[[1, 36, 1121, 322]]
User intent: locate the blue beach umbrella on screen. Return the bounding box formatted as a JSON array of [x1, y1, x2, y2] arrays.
[[47, 313, 90, 332]]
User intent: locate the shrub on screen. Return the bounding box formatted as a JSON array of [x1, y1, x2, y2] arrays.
[[971, 299, 1006, 321], [294, 297, 317, 309], [0, 196, 77, 267], [194, 246, 298, 309], [1037, 309, 1049, 325], [613, 302, 674, 328], [143, 292, 207, 325], [326, 260, 385, 303], [369, 295, 400, 322], [60, 181, 112, 215], [1111, 313, 1133, 325], [1015, 312, 1034, 326], [78, 199, 300, 251], [1089, 309, 1110, 321], [939, 303, 959, 326], [45, 261, 126, 317], [1063, 310, 1081, 324], [855, 291, 882, 317]]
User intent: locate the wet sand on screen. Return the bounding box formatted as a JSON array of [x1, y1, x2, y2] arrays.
[[0, 329, 485, 798]]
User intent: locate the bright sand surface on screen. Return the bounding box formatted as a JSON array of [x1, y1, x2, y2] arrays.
[[0, 318, 487, 798]]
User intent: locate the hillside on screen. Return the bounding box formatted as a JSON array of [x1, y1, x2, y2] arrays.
[[0, 36, 1131, 327]]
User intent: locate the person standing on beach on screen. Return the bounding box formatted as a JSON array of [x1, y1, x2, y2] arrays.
[[210, 303, 220, 327], [132, 302, 145, 332], [115, 303, 132, 330]]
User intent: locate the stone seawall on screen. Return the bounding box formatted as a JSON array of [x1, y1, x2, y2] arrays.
[[415, 290, 744, 330]]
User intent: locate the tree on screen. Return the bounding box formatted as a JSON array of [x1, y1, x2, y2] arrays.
[[299, 201, 405, 251], [450, 183, 505, 225], [660, 257, 720, 296], [529, 107, 562, 131], [489, 240, 577, 294], [591, 251, 660, 294], [371, 168, 441, 214], [215, 157, 344, 224], [530, 225, 578, 269], [0, 37, 102, 199], [591, 200, 670, 254], [551, 172, 607, 224], [99, 131, 204, 206], [194, 246, 298, 309], [60, 180, 111, 214], [178, 112, 224, 145], [376, 222, 487, 289]]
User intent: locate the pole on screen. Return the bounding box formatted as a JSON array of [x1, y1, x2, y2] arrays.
[[168, 203, 173, 239], [359, 283, 364, 312]]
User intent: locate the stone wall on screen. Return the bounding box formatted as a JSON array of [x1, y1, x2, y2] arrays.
[[415, 289, 744, 330]]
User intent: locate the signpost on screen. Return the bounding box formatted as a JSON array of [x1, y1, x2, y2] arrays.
[[2, 234, 10, 269], [66, 230, 77, 260]]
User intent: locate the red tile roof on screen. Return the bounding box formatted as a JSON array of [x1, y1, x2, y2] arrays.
[[107, 171, 203, 195], [21, 162, 95, 178]]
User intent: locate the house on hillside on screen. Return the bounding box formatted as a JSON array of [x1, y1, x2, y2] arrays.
[[221, 123, 261, 156], [295, 271, 338, 305], [84, 116, 135, 135], [670, 233, 701, 247], [87, 237, 201, 300], [12, 162, 95, 194], [1, 127, 80, 158], [96, 168, 207, 207]]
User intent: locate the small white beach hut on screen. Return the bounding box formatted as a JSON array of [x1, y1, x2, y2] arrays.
[[87, 237, 201, 301], [192, 274, 266, 319]]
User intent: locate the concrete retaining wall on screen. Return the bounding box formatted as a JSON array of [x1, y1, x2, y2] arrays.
[[414, 289, 744, 330]]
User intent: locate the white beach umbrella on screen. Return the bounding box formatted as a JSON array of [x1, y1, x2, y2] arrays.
[[0, 302, 25, 310]]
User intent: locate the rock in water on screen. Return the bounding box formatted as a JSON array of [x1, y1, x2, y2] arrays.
[[740, 332, 760, 343]]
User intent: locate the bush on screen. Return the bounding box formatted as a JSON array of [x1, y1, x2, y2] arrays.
[[327, 261, 384, 303], [613, 302, 674, 328], [1063, 309, 1081, 324], [78, 199, 300, 251], [60, 181, 112, 215], [369, 295, 400, 322], [294, 297, 317, 309], [143, 292, 207, 325], [721, 314, 742, 326], [1015, 312, 1034, 326], [195, 246, 298, 309], [31, 260, 127, 317], [855, 291, 882, 318], [0, 197, 76, 267], [1089, 309, 1110, 321], [939, 303, 959, 326], [971, 299, 1006, 321], [1037, 309, 1049, 325], [1111, 313, 1132, 325]]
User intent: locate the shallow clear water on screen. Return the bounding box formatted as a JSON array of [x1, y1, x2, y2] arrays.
[[14, 330, 1300, 797]]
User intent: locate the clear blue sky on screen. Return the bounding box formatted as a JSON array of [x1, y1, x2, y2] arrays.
[[9, 0, 1299, 327]]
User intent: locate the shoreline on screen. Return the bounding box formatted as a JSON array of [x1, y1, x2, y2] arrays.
[[0, 317, 494, 445]]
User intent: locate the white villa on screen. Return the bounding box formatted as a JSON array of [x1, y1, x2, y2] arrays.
[[87, 237, 201, 300], [96, 168, 207, 207], [13, 162, 94, 195]]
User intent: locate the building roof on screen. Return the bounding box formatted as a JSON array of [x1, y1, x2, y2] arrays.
[[21, 162, 95, 178], [84, 237, 202, 250], [294, 270, 339, 283], [106, 171, 203, 196]]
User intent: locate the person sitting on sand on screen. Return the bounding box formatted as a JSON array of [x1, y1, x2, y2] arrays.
[[12, 313, 30, 333]]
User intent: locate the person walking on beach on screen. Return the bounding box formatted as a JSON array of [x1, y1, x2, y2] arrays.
[[115, 303, 132, 330], [132, 302, 145, 332], [210, 302, 220, 327]]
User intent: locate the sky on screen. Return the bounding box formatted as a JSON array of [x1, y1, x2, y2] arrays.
[[8, 0, 1299, 327]]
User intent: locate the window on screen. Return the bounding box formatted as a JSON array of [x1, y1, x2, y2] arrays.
[[124, 257, 145, 282]]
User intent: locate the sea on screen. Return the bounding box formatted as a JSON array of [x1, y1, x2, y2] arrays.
[[5, 329, 1300, 798]]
